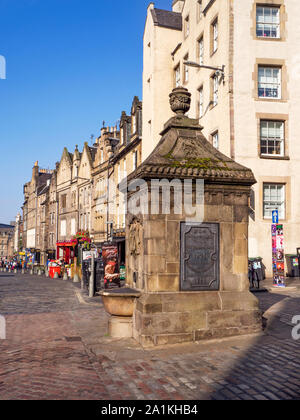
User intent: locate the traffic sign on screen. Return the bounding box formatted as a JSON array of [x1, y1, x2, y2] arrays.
[[272, 210, 279, 224]]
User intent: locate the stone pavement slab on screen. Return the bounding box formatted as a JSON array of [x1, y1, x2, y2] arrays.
[[0, 272, 299, 400]]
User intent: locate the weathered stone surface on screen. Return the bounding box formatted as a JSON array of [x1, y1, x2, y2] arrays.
[[166, 221, 180, 263], [233, 205, 248, 222], [207, 310, 261, 329], [161, 292, 221, 313], [155, 333, 194, 346], [144, 221, 166, 239], [145, 238, 166, 256], [166, 262, 180, 274], [157, 274, 179, 291], [145, 255, 166, 275], [219, 291, 260, 311], [108, 316, 133, 338]]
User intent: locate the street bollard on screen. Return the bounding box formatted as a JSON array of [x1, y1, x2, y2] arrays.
[[54, 272, 59, 279], [63, 272, 68, 281], [73, 273, 80, 283]]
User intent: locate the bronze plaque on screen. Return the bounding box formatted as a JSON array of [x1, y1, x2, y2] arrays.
[[180, 223, 220, 291]]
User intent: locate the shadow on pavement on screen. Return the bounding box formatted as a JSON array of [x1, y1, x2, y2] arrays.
[[209, 291, 300, 400]]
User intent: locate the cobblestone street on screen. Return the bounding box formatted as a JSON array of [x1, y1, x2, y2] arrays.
[[0, 272, 299, 400]]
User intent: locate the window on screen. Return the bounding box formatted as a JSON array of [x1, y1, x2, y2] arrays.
[[175, 65, 181, 87], [212, 19, 218, 53], [198, 86, 204, 118], [60, 220, 66, 236], [198, 36, 204, 66], [133, 150, 138, 171], [185, 16, 190, 38], [212, 74, 218, 106], [61, 194, 67, 212], [258, 66, 281, 99], [263, 184, 285, 219], [123, 159, 127, 179], [212, 131, 219, 149], [256, 6, 280, 38], [71, 218, 76, 236], [184, 55, 189, 83], [260, 120, 284, 156], [118, 163, 121, 184]]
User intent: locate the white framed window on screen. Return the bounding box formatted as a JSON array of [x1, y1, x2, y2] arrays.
[[212, 19, 218, 53], [175, 65, 181, 87], [260, 120, 284, 156], [198, 36, 204, 66], [258, 66, 281, 99], [213, 74, 218, 106], [199, 86, 204, 118], [212, 131, 219, 149], [263, 183, 285, 219], [256, 6, 280, 38]]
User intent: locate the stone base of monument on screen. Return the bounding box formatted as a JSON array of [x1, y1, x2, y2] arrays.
[[133, 291, 263, 347], [108, 316, 133, 338], [100, 288, 141, 339]]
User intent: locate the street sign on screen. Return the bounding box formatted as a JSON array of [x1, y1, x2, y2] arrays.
[[272, 210, 279, 224]]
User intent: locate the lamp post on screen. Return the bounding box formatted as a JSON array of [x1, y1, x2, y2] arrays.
[[184, 60, 225, 80]]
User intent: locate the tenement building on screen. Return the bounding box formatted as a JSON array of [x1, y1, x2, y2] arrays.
[[0, 223, 14, 259], [92, 96, 142, 262], [143, 0, 299, 276], [22, 162, 53, 264]]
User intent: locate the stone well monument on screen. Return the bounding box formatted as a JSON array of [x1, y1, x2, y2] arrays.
[[125, 87, 262, 347]]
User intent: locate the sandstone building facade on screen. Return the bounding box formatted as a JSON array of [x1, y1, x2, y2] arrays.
[[142, 0, 300, 276]]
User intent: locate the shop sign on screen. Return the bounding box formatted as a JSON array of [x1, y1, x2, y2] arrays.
[[83, 250, 98, 261]]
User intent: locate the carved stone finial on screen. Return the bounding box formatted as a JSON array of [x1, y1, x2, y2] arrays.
[[169, 87, 191, 116]]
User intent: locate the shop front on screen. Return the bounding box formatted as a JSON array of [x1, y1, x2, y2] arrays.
[[56, 241, 76, 264]]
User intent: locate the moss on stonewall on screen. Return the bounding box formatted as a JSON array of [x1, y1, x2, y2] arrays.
[[163, 153, 231, 171]]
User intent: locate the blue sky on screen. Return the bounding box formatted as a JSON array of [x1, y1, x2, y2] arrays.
[[0, 0, 171, 223]]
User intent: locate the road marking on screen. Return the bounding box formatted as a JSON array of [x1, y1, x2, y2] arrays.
[[75, 290, 88, 305]]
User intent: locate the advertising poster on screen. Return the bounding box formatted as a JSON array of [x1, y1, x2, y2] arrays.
[[102, 243, 120, 288], [272, 223, 285, 287]]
